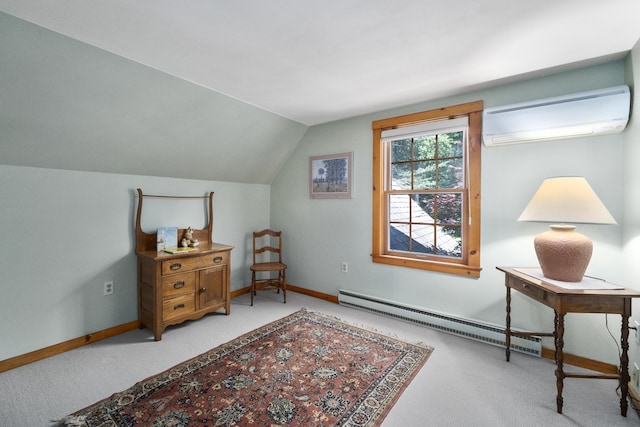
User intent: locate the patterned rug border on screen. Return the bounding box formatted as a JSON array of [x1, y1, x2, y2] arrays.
[[55, 308, 434, 426], [300, 307, 435, 351]]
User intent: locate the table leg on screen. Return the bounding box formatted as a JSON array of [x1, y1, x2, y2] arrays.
[[555, 311, 565, 414], [505, 286, 511, 362], [620, 310, 630, 416]]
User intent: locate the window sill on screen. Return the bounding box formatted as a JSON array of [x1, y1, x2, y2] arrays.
[[371, 254, 481, 278]]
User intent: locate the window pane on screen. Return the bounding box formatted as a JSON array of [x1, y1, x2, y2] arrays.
[[411, 224, 434, 254], [391, 163, 412, 190], [438, 131, 464, 157], [436, 225, 462, 257], [413, 160, 436, 190], [391, 139, 412, 162], [413, 135, 436, 160], [412, 194, 434, 223], [435, 193, 462, 224], [389, 223, 410, 252], [389, 194, 410, 222], [437, 157, 464, 189]]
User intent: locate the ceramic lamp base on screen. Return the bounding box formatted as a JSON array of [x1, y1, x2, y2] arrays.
[[534, 225, 592, 282]]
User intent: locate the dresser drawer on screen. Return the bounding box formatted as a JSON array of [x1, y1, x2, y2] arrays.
[[509, 277, 547, 302], [161, 251, 229, 275], [163, 294, 195, 321], [161, 272, 196, 298]]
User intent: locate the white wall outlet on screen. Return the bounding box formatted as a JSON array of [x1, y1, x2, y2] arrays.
[[104, 281, 114, 295], [341, 262, 348, 273]]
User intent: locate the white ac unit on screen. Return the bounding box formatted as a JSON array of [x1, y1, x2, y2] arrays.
[[482, 85, 630, 147]]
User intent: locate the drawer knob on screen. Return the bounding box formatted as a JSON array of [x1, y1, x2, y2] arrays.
[[170, 263, 182, 271], [174, 281, 185, 289], [213, 256, 223, 263], [174, 303, 185, 310], [201, 287, 206, 293]]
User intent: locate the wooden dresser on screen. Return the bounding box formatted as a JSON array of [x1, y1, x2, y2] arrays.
[[135, 189, 233, 341]]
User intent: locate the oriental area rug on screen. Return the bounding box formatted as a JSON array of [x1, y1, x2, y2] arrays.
[[58, 309, 433, 426]]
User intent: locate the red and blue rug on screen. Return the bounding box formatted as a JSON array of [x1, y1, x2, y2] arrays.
[[58, 309, 433, 426]]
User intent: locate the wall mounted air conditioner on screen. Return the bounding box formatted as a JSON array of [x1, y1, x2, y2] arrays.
[[482, 85, 630, 147]]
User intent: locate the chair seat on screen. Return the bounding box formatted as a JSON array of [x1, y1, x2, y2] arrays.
[[250, 262, 287, 272]]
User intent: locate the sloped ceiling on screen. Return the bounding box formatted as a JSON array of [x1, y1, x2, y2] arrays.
[[1, 1, 640, 183], [0, 13, 308, 184]]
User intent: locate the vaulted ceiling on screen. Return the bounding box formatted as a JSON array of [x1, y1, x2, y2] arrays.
[[1, 1, 639, 183]]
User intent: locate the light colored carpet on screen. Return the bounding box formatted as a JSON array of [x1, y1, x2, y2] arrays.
[[1, 291, 638, 426]]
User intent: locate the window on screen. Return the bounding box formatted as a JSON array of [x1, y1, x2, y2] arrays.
[[371, 101, 482, 277]]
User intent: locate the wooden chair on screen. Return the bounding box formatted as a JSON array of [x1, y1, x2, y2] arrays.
[[250, 229, 287, 306]]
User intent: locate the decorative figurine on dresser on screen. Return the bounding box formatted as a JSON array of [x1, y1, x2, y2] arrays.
[[135, 189, 233, 341]]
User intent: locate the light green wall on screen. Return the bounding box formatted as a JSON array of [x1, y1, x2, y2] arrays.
[[271, 60, 631, 365], [0, 165, 270, 360]]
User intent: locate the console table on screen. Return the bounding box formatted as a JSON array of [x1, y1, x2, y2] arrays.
[[497, 266, 640, 416]]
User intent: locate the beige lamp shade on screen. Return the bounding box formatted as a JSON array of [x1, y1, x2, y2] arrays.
[[518, 177, 616, 224], [518, 177, 616, 282]]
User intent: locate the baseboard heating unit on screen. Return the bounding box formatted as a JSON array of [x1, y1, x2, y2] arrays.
[[338, 289, 541, 357]]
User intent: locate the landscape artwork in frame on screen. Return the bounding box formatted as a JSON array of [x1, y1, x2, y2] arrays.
[[309, 152, 353, 199]]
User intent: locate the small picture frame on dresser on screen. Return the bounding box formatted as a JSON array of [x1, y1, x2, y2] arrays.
[[157, 227, 178, 252]]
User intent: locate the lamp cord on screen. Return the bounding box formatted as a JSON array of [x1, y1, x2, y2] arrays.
[[605, 313, 628, 399], [605, 313, 622, 364]]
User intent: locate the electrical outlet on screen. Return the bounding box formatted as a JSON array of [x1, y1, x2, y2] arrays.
[[341, 262, 348, 273], [635, 321, 640, 345], [104, 281, 114, 295]]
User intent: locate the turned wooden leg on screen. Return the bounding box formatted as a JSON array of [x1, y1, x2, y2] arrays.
[[620, 309, 630, 417], [282, 270, 286, 304], [250, 271, 255, 306], [555, 311, 565, 414], [505, 286, 511, 362]]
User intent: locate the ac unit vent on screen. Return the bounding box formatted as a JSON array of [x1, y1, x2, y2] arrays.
[[482, 85, 630, 146]]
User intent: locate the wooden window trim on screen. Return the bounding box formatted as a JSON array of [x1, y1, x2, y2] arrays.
[[372, 101, 483, 278]]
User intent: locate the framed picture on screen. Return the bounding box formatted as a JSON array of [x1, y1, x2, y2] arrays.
[[157, 227, 178, 251], [309, 152, 353, 199]]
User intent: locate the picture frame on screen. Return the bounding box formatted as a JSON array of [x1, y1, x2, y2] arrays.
[[309, 152, 353, 199], [157, 227, 178, 252]]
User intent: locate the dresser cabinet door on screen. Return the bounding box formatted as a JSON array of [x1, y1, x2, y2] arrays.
[[198, 264, 227, 310]]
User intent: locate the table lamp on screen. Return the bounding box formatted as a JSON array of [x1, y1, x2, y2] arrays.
[[518, 176, 616, 282]]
